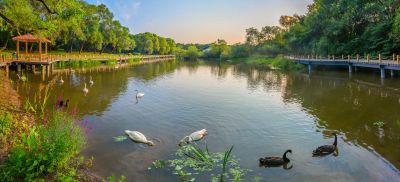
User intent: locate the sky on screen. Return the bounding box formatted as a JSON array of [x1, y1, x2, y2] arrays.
[[85, 0, 313, 44]]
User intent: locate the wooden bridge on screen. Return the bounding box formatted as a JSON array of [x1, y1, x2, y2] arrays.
[[0, 34, 175, 73], [0, 53, 175, 73], [289, 54, 400, 79]]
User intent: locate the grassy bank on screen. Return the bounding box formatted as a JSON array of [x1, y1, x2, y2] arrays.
[[0, 72, 102, 181], [229, 55, 304, 71], [55, 57, 141, 69]]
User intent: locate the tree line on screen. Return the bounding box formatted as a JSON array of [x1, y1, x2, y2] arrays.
[[0, 0, 176, 54], [178, 0, 400, 60]]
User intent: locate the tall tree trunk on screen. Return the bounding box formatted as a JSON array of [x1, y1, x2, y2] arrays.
[[79, 42, 85, 54], [100, 44, 107, 54]]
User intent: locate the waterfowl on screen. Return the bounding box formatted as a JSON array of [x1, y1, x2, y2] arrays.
[[58, 76, 64, 84], [178, 129, 208, 146], [83, 83, 89, 94], [312, 133, 337, 156], [58, 99, 69, 108], [135, 90, 145, 98], [17, 74, 27, 82], [124, 130, 154, 146], [89, 76, 94, 85], [259, 149, 292, 167]]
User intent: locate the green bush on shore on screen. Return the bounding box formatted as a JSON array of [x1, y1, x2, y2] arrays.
[[230, 55, 304, 71], [0, 110, 87, 181]]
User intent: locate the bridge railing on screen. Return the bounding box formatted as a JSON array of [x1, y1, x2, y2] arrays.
[[288, 54, 400, 65], [3, 54, 175, 63]]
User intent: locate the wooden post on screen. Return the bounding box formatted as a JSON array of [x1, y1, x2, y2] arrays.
[[398, 55, 400, 64], [379, 54, 382, 64], [39, 41, 42, 62], [342, 55, 344, 60], [348, 55, 350, 62], [357, 54, 359, 62], [16, 41, 19, 60], [45, 42, 48, 54], [367, 54, 370, 63], [25, 41, 28, 61]]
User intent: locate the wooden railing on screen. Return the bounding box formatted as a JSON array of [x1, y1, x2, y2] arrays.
[[0, 54, 175, 64], [289, 54, 400, 65]]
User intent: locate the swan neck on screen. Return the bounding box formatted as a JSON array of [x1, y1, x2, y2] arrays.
[[333, 134, 337, 146], [283, 151, 289, 161]]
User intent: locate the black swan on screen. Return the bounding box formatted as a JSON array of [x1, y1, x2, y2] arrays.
[[312, 133, 337, 156], [259, 149, 292, 167], [58, 99, 69, 108]]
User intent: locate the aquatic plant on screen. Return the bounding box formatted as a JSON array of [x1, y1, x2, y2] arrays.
[[373, 121, 385, 128], [107, 174, 126, 182], [23, 86, 51, 120], [151, 144, 250, 182], [113, 135, 128, 142]]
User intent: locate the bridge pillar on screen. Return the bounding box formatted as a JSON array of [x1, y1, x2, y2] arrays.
[[41, 65, 46, 74], [380, 68, 385, 79], [348, 64, 353, 73]]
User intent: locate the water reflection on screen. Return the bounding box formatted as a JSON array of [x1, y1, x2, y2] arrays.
[[11, 61, 400, 181]]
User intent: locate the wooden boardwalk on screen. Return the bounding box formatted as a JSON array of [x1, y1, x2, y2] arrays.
[[0, 54, 175, 65], [289, 55, 400, 78]]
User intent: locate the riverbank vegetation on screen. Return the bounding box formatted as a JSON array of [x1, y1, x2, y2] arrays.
[[151, 144, 252, 182], [0, 0, 176, 55], [176, 0, 400, 69], [0, 83, 92, 181]]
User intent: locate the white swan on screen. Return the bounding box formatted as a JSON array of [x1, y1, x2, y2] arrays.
[[83, 83, 89, 94], [135, 90, 145, 98], [179, 129, 208, 146], [58, 76, 64, 84], [124, 130, 154, 146], [89, 76, 94, 85]]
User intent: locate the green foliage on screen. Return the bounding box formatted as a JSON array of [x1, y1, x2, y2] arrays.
[[113, 136, 128, 142], [23, 86, 51, 119], [151, 144, 250, 182], [0, 113, 12, 142], [185, 46, 202, 60], [373, 121, 385, 128], [107, 174, 126, 182], [271, 56, 304, 71], [0, 111, 86, 181], [204, 39, 231, 60], [0, 1, 175, 54]]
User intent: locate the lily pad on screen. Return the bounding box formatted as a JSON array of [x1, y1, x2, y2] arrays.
[[113, 135, 128, 142]]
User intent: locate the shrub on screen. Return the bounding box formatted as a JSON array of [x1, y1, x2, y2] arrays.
[[0, 111, 87, 181]]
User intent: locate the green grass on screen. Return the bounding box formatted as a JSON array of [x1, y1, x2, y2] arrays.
[[230, 55, 304, 71]]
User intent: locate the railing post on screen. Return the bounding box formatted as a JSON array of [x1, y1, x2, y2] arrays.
[[348, 55, 350, 62], [393, 54, 396, 62], [332, 55, 335, 61], [397, 55, 399, 64], [342, 55, 344, 60], [379, 54, 382, 64], [367, 54, 370, 63]]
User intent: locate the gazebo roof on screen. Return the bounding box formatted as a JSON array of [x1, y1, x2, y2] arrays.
[[12, 34, 51, 43]]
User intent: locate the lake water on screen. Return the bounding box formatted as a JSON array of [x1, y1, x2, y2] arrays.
[[13, 61, 400, 181]]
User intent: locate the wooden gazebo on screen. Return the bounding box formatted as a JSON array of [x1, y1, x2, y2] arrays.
[[12, 34, 51, 62]]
